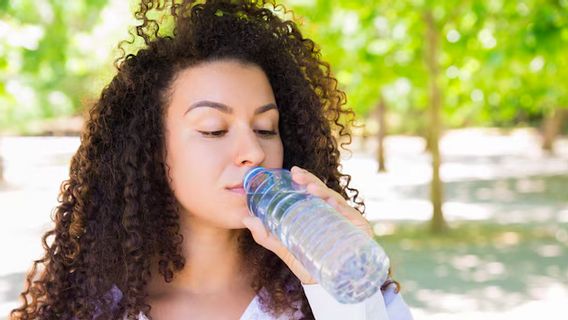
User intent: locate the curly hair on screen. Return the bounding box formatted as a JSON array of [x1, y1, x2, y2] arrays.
[[10, 0, 372, 319]]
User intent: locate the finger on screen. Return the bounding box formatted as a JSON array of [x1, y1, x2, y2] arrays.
[[326, 197, 344, 212], [242, 217, 317, 284], [291, 167, 360, 219], [242, 216, 269, 240], [327, 197, 358, 219], [291, 166, 326, 187], [327, 197, 368, 224], [327, 198, 374, 237], [306, 182, 344, 204], [242, 216, 287, 254]]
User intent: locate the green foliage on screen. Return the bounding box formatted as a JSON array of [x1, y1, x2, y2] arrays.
[[285, 0, 568, 133], [0, 0, 136, 134], [2, 0, 568, 134]]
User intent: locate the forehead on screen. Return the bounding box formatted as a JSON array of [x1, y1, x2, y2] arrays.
[[169, 60, 276, 112]]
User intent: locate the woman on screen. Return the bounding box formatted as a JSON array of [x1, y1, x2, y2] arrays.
[[11, 0, 412, 319]]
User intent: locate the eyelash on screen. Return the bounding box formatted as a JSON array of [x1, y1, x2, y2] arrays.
[[198, 130, 278, 138]]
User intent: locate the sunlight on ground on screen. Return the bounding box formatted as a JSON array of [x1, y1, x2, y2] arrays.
[[411, 283, 568, 320]]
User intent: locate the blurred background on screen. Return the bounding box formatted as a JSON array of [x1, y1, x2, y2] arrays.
[[1, 0, 567, 319]]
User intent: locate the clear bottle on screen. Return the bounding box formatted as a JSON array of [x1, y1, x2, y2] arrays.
[[243, 167, 390, 304]]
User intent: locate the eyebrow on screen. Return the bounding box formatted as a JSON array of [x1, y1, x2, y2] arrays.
[[184, 100, 278, 115]]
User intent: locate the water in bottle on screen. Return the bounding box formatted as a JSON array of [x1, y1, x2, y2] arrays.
[[243, 166, 390, 304]]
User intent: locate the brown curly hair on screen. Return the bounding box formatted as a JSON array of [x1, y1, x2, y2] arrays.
[[10, 0, 374, 319]]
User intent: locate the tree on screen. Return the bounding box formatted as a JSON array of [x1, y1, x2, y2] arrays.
[[285, 0, 532, 232], [0, 0, 133, 134], [423, 9, 447, 233], [461, 0, 568, 151], [286, 0, 447, 230]]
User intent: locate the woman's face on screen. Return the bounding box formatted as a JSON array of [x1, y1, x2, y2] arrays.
[[164, 59, 284, 229]]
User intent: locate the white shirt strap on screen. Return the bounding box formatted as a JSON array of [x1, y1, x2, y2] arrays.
[[302, 283, 389, 320]]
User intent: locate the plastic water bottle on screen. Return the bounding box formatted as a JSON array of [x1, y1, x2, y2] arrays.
[[243, 166, 390, 304]]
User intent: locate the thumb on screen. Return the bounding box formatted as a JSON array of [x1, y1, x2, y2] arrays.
[[241, 216, 285, 254], [241, 217, 317, 285], [242, 216, 271, 245]]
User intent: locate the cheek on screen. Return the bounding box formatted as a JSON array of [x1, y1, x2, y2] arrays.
[[167, 138, 227, 194], [263, 138, 284, 167]]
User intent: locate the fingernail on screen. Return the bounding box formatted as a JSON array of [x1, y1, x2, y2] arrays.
[[294, 166, 306, 173]]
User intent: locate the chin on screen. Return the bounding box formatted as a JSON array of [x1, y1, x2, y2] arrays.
[[222, 208, 252, 229]]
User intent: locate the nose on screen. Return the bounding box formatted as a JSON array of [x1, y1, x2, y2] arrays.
[[234, 127, 266, 167]]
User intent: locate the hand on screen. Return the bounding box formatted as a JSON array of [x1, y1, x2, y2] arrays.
[[241, 165, 374, 285]]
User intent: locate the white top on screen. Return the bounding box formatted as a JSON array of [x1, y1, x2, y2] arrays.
[[131, 283, 412, 320]]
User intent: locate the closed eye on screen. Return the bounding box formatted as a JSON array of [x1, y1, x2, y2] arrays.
[[255, 130, 278, 137], [198, 130, 278, 138], [198, 130, 227, 137]]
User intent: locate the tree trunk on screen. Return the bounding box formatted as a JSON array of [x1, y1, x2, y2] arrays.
[[424, 128, 433, 153], [424, 10, 448, 233], [361, 120, 369, 152], [377, 96, 387, 172], [542, 108, 566, 153]]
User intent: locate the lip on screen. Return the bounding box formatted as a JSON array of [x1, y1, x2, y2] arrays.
[[227, 182, 243, 189], [227, 187, 246, 195]]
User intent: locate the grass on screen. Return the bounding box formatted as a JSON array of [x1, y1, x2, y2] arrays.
[[373, 221, 568, 313]]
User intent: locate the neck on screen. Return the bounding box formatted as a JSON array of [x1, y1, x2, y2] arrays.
[[148, 213, 252, 296]]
